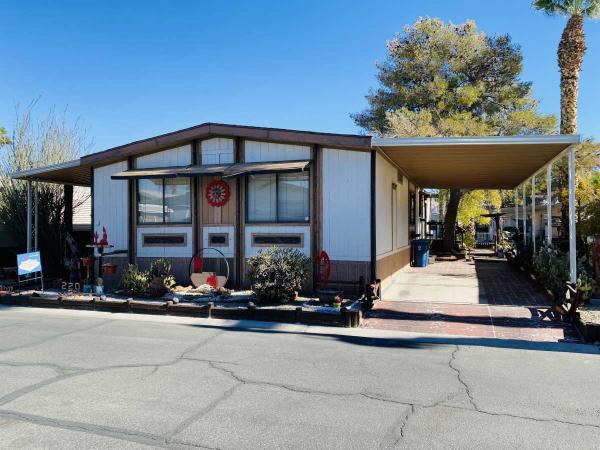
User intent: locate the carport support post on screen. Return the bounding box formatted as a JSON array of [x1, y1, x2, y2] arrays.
[[34, 182, 39, 251], [568, 146, 577, 284], [546, 165, 552, 246], [514, 189, 518, 233], [522, 187, 527, 247], [26, 180, 32, 252], [531, 177, 536, 254]]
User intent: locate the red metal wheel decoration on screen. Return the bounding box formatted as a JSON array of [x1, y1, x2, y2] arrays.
[[205, 179, 230, 207], [316, 250, 331, 283]]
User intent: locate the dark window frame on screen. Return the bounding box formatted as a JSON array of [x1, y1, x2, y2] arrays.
[[136, 177, 192, 225], [245, 170, 310, 224]]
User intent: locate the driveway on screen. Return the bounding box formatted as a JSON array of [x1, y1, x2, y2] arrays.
[[364, 256, 576, 342], [0, 306, 599, 449]]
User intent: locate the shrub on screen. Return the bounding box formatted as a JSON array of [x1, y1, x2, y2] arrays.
[[247, 247, 311, 304], [120, 259, 177, 297], [532, 246, 596, 302], [120, 264, 150, 296], [149, 258, 176, 290]]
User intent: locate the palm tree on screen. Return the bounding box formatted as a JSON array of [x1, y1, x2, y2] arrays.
[[533, 1, 599, 238], [533, 0, 599, 134]]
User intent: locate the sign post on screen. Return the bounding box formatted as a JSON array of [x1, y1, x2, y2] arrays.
[[16, 251, 44, 291]]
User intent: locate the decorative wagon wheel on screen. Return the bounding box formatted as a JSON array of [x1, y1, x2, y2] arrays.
[[316, 250, 331, 284], [205, 179, 230, 207], [188, 247, 230, 289]]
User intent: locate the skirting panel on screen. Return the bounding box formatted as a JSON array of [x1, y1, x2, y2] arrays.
[[376, 247, 411, 289]]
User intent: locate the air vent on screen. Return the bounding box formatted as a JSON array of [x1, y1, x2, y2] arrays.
[[142, 234, 187, 247], [208, 233, 229, 247], [251, 233, 303, 247]]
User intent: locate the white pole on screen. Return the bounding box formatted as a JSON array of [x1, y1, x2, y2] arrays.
[[568, 146, 577, 283], [546, 165, 552, 246], [26, 180, 32, 253], [515, 189, 519, 233], [531, 177, 536, 254], [34, 182, 39, 251], [523, 187, 527, 247]]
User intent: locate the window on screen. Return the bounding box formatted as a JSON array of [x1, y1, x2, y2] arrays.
[[247, 171, 309, 223], [137, 178, 191, 224]]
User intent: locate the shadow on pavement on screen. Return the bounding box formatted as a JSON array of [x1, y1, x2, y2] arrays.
[[185, 322, 599, 355]]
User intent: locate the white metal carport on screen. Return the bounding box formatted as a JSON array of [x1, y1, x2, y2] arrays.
[[372, 134, 581, 283]]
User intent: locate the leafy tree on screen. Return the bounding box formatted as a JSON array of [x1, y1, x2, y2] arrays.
[[353, 18, 556, 251], [0, 103, 89, 275], [533, 0, 600, 237], [0, 127, 10, 146]]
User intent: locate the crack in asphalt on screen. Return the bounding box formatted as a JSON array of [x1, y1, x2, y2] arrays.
[[207, 360, 416, 407], [448, 345, 479, 410], [1, 316, 599, 448], [0, 319, 114, 355], [0, 409, 171, 448], [439, 403, 600, 430], [166, 384, 241, 440], [0, 330, 227, 407]]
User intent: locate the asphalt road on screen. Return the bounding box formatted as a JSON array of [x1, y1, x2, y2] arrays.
[[0, 306, 599, 449]]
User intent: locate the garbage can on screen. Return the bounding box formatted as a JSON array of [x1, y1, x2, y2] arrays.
[[411, 239, 430, 267]]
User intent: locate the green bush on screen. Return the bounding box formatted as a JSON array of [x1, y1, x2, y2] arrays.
[[120, 264, 150, 296], [532, 247, 596, 301], [247, 247, 311, 304], [149, 258, 176, 290], [120, 258, 177, 296]]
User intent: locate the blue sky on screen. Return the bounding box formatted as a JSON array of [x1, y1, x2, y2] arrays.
[[1, 0, 598, 152]]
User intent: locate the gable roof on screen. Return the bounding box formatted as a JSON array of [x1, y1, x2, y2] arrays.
[[81, 122, 372, 166]]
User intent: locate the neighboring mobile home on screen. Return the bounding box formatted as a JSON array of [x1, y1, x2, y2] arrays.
[[11, 123, 579, 293]]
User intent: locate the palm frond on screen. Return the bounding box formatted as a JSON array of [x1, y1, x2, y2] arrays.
[[532, 0, 569, 15], [533, 0, 600, 16]]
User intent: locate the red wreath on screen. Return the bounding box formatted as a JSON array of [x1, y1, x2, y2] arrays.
[[205, 179, 230, 207]]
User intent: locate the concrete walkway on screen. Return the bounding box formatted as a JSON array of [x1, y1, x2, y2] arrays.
[[365, 256, 576, 342], [381, 257, 549, 306]]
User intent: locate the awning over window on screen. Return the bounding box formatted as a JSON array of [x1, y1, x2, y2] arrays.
[[111, 167, 185, 179], [221, 160, 310, 178], [110, 160, 311, 180]]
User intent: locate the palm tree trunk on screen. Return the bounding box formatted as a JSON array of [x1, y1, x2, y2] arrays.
[[442, 188, 461, 252], [557, 14, 586, 238]]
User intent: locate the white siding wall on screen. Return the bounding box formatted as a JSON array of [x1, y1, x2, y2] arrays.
[[376, 153, 409, 259], [202, 225, 235, 258], [136, 226, 193, 258], [93, 161, 129, 252], [201, 138, 234, 164], [244, 225, 310, 258], [322, 148, 371, 261], [244, 141, 310, 162], [136, 145, 191, 169]]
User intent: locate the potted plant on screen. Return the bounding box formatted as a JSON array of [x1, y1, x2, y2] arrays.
[[332, 295, 343, 309]]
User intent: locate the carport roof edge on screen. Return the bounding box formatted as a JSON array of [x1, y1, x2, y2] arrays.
[[372, 134, 581, 189]]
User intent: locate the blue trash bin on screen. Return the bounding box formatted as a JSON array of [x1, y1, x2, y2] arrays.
[[411, 239, 430, 267]]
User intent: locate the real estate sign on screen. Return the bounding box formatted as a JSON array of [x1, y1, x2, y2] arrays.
[[17, 251, 42, 276]]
